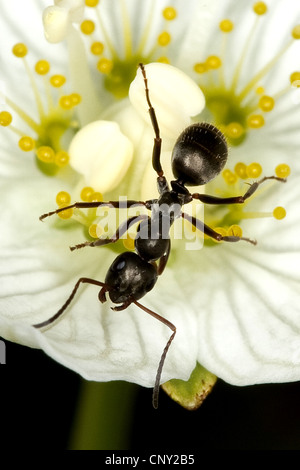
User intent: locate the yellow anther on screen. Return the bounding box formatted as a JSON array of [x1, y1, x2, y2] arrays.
[[234, 162, 248, 179], [80, 19, 95, 35], [123, 236, 135, 251], [70, 93, 81, 106], [56, 191, 71, 206], [91, 41, 104, 55], [57, 207, 73, 219], [292, 25, 300, 39], [222, 169, 237, 185], [50, 74, 66, 88], [259, 95, 275, 112], [35, 60, 50, 75], [226, 122, 244, 139], [55, 150, 69, 167], [212, 226, 228, 242], [247, 114, 265, 128], [206, 55, 222, 69], [59, 95, 73, 110], [253, 2, 268, 15], [194, 62, 208, 74], [88, 191, 103, 202], [275, 163, 291, 178], [219, 19, 234, 32], [18, 136, 35, 151], [97, 58, 113, 74], [273, 206, 286, 220], [162, 7, 177, 21], [228, 225, 243, 237], [12, 43, 28, 58], [85, 0, 99, 6], [157, 56, 170, 64], [158, 31, 171, 47], [80, 186, 94, 201], [290, 71, 300, 84], [247, 162, 262, 178], [89, 223, 101, 238], [0, 111, 12, 126], [256, 86, 265, 95], [36, 146, 55, 163]]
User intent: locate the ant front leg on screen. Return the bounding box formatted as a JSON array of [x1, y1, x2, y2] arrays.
[[70, 214, 149, 251], [182, 212, 257, 245], [192, 175, 287, 206]]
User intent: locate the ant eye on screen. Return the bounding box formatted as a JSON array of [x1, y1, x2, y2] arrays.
[[171, 122, 228, 186], [116, 260, 126, 270]]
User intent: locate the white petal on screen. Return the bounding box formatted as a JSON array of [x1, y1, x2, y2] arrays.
[[129, 63, 205, 139], [69, 120, 134, 193]]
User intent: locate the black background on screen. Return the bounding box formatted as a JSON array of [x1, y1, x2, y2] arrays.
[[1, 339, 299, 450]]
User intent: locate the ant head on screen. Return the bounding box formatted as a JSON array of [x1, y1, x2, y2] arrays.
[[171, 122, 228, 186]]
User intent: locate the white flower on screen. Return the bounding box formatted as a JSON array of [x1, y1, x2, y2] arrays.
[[0, 0, 300, 409]]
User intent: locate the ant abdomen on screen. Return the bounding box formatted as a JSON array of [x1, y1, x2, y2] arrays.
[[171, 122, 228, 186], [104, 252, 158, 304]]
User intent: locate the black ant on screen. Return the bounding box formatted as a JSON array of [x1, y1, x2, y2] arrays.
[[34, 63, 286, 408]]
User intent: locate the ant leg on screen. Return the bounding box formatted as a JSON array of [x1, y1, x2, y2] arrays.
[[132, 298, 176, 409], [157, 240, 171, 275], [192, 175, 286, 205], [32, 277, 107, 329], [70, 214, 149, 251], [139, 63, 164, 179], [182, 212, 257, 245], [40, 199, 150, 221]]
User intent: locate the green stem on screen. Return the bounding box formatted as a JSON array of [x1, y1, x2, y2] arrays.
[[68, 380, 138, 450]]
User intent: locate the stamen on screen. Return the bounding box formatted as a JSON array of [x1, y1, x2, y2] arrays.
[[97, 58, 113, 74], [163, 7, 177, 21], [80, 186, 95, 201], [57, 207, 74, 220], [88, 191, 103, 202], [234, 162, 248, 179], [89, 223, 101, 238], [90, 41, 104, 55], [253, 2, 268, 15], [37, 146, 55, 163], [80, 19, 96, 35], [35, 60, 50, 75], [0, 111, 13, 126], [226, 122, 244, 139], [228, 225, 243, 237], [273, 206, 286, 220], [258, 95, 275, 112], [85, 0, 99, 6], [56, 191, 71, 206], [275, 164, 291, 179], [206, 55, 222, 70], [50, 74, 66, 88], [219, 19, 234, 33], [247, 114, 265, 129], [246, 162, 262, 178], [157, 31, 171, 47], [12, 43, 28, 58], [222, 169, 238, 185], [55, 151, 69, 167], [123, 236, 135, 251], [18, 136, 35, 151]]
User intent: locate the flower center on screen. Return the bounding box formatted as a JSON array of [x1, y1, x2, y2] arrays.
[[0, 43, 81, 176], [80, 1, 177, 98], [193, 2, 300, 145]]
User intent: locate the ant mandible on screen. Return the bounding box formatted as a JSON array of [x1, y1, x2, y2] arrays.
[[34, 63, 286, 408]]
